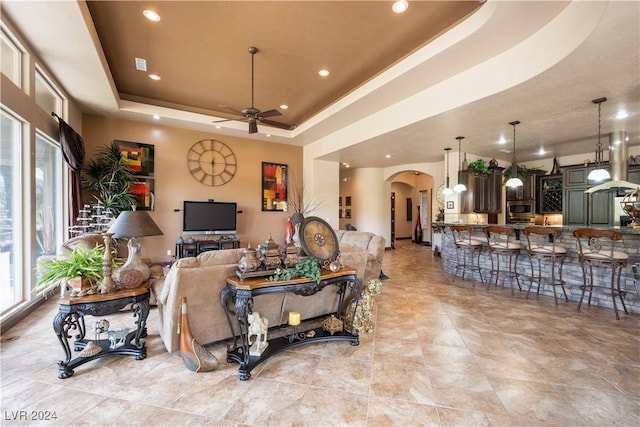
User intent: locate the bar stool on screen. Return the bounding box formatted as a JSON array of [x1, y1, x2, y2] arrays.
[[450, 225, 484, 284], [522, 226, 568, 306], [573, 228, 629, 320], [484, 225, 521, 294]]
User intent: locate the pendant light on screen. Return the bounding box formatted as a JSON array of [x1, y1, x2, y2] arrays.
[[443, 148, 453, 195], [505, 120, 523, 188], [453, 136, 467, 193], [587, 97, 611, 182]]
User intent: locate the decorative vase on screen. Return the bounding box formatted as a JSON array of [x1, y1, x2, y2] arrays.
[[116, 238, 149, 289], [180, 297, 219, 372], [414, 206, 422, 243], [285, 217, 294, 244]]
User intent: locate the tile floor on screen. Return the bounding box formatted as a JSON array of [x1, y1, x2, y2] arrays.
[[1, 240, 639, 426]]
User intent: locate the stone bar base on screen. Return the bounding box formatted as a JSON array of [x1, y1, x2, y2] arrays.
[[440, 224, 640, 315]]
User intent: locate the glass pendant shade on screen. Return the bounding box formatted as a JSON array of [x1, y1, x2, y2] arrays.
[[506, 176, 524, 188], [453, 136, 467, 193], [588, 168, 611, 181]]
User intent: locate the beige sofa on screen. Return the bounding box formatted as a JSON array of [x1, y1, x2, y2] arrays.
[[153, 230, 385, 353], [335, 230, 386, 282]]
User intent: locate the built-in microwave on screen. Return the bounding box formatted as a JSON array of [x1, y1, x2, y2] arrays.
[[506, 200, 535, 221]]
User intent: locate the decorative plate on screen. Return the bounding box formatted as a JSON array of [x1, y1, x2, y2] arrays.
[[299, 216, 340, 265]]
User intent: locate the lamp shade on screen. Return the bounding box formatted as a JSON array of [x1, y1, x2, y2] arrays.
[[108, 209, 163, 238]]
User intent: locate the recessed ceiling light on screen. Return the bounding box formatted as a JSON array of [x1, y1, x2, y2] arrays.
[[148, 74, 161, 80], [318, 69, 330, 77], [538, 147, 545, 155], [215, 125, 221, 129], [143, 10, 161, 22], [385, 154, 391, 158], [152, 114, 160, 120], [498, 136, 507, 144], [392, 0, 409, 14], [615, 110, 629, 119], [266, 134, 271, 137], [280, 104, 288, 110]]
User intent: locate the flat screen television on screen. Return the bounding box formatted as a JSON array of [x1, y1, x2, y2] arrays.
[[183, 201, 237, 235]]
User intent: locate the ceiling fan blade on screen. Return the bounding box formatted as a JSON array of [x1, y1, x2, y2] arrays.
[[259, 118, 293, 130], [248, 120, 258, 134], [257, 109, 281, 119], [212, 118, 232, 124]]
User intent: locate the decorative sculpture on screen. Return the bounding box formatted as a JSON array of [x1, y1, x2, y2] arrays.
[[247, 312, 269, 356], [180, 297, 219, 372], [107, 328, 130, 349], [344, 279, 383, 333]]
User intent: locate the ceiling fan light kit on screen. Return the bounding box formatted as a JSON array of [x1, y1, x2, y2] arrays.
[[505, 120, 524, 188], [213, 46, 293, 134]]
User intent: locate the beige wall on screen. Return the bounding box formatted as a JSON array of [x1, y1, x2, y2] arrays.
[[81, 114, 303, 261]]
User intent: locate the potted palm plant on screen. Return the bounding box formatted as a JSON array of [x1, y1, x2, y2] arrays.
[[82, 142, 137, 215]]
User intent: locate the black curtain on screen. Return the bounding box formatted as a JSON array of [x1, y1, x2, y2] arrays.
[[54, 114, 85, 227]]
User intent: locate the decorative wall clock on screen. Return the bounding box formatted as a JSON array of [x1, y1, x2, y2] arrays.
[[299, 216, 340, 266], [187, 139, 237, 186], [436, 184, 446, 204]]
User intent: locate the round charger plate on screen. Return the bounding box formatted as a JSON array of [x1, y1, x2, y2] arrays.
[[299, 216, 339, 263]]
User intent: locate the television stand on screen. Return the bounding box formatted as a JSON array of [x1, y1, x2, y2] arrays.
[[176, 237, 240, 258]]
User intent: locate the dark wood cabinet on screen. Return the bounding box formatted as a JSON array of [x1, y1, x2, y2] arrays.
[[561, 163, 636, 226], [506, 170, 545, 201], [460, 167, 503, 214]]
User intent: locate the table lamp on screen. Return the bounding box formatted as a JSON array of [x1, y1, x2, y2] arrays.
[[108, 207, 163, 289]]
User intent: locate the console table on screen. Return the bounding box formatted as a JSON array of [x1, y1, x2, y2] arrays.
[[53, 283, 150, 379], [221, 268, 362, 380]]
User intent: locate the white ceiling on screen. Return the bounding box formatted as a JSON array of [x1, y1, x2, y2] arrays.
[[2, 1, 638, 170]]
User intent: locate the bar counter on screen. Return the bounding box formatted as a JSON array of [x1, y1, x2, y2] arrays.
[[438, 223, 640, 315]]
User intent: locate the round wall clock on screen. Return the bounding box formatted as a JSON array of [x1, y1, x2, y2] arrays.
[[299, 216, 340, 265], [436, 184, 446, 204], [187, 139, 237, 186]]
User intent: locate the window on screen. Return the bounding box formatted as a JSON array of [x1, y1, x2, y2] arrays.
[[0, 29, 22, 88], [35, 68, 62, 117], [0, 109, 22, 312], [35, 131, 62, 257]]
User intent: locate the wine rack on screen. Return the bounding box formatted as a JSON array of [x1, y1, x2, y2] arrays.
[[539, 175, 563, 213]]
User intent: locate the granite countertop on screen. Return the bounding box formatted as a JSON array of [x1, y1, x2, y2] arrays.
[[437, 222, 640, 235]]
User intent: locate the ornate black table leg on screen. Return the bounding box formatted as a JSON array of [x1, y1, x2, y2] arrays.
[[53, 310, 83, 379]]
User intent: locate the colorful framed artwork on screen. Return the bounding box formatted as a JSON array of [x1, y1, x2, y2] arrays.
[[115, 140, 155, 210], [262, 162, 288, 211], [115, 140, 154, 177], [130, 178, 155, 210]]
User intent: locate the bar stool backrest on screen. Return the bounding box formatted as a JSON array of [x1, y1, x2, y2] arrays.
[[523, 226, 562, 252], [573, 228, 623, 259], [484, 225, 515, 247], [451, 225, 475, 245]]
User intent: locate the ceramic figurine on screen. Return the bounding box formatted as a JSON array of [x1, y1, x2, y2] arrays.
[[248, 312, 269, 356]]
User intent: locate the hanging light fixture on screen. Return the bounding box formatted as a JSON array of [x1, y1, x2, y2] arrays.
[[505, 120, 523, 188], [443, 148, 453, 195], [453, 136, 467, 193], [587, 97, 611, 182]]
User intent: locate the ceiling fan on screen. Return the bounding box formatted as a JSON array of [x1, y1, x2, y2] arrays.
[[214, 46, 292, 134]]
